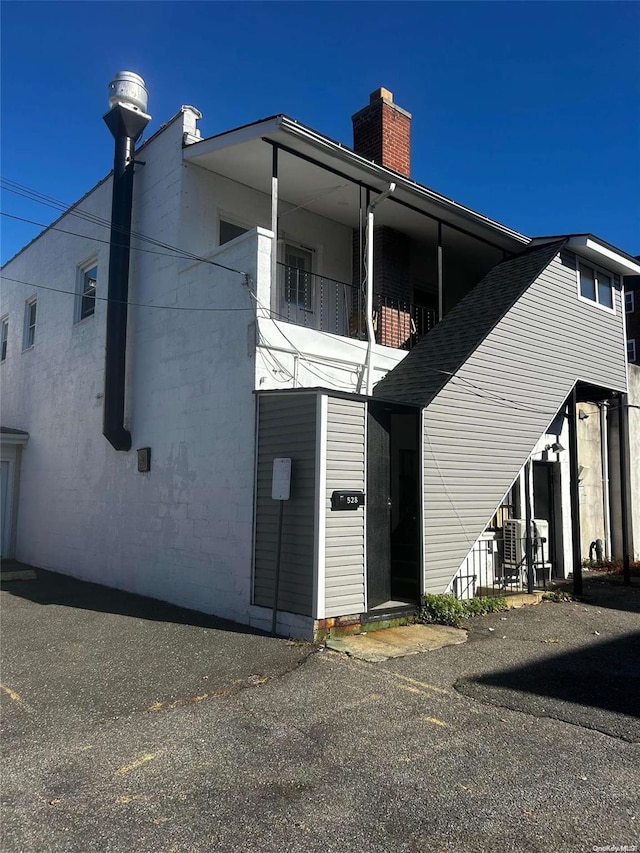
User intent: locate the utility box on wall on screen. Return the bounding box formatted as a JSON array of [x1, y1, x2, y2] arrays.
[[137, 447, 151, 473]]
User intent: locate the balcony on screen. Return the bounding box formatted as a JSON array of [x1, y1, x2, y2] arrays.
[[376, 295, 436, 351], [277, 263, 435, 351]]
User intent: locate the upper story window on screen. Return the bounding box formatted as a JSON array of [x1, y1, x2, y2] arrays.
[[23, 298, 36, 350], [219, 219, 249, 246], [628, 339, 637, 363], [579, 263, 614, 310], [625, 291, 635, 314], [283, 244, 314, 311], [76, 261, 97, 322], [1, 316, 8, 362]]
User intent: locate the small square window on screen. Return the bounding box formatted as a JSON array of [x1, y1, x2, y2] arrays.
[[0, 317, 8, 362], [628, 339, 637, 362], [23, 299, 36, 350], [219, 220, 249, 246], [76, 262, 97, 322], [625, 291, 635, 314]]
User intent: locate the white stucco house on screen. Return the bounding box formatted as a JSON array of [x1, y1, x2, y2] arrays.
[[1, 79, 638, 638]]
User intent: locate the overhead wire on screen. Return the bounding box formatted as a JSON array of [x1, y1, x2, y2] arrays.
[[1, 177, 629, 417], [1, 179, 250, 277], [1, 211, 250, 275], [0, 275, 253, 312]]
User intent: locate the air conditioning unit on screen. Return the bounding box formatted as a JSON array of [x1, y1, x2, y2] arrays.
[[503, 518, 550, 573]]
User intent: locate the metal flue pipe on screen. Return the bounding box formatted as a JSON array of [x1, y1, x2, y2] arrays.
[[102, 72, 151, 451]]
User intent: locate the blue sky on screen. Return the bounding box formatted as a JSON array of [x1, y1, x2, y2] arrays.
[[1, 1, 638, 264]]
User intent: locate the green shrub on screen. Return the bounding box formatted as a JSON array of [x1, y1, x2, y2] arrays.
[[463, 596, 509, 617], [542, 587, 573, 602], [418, 594, 507, 627]]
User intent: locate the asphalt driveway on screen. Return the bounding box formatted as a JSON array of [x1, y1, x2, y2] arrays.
[[2, 566, 639, 852]]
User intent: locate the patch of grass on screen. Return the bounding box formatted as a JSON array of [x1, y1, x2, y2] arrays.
[[542, 587, 574, 603], [418, 594, 508, 628]]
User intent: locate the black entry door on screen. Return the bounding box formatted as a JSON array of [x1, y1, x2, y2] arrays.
[[367, 403, 420, 609], [367, 403, 391, 608]]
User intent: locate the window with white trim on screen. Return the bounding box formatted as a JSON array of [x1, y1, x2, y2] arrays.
[[578, 263, 614, 310], [628, 339, 637, 362], [625, 291, 635, 313], [1, 316, 8, 362], [23, 298, 36, 350], [75, 261, 97, 322]]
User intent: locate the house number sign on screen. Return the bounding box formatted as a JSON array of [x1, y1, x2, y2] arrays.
[[331, 490, 365, 511]]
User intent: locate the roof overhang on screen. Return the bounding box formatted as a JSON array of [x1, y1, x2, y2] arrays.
[[531, 234, 640, 276], [0, 427, 29, 446], [184, 115, 529, 252]]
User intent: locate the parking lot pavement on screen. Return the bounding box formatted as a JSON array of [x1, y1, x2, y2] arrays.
[[2, 568, 639, 853]]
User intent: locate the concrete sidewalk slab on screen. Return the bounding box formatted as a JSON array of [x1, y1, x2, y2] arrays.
[[326, 623, 468, 662]]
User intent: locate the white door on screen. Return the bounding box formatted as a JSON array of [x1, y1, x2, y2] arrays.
[[1, 460, 11, 558]]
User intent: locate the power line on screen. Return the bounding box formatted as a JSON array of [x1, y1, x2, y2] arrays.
[[1, 211, 250, 274], [1, 179, 250, 278], [2, 178, 630, 417], [0, 275, 253, 312]]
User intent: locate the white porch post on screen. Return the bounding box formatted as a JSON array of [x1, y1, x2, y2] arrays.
[[270, 144, 279, 313]]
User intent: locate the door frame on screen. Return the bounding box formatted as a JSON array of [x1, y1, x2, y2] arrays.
[[366, 400, 422, 611], [1, 435, 28, 560]]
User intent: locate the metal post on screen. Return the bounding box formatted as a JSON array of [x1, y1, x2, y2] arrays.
[[437, 222, 443, 322], [271, 499, 285, 636], [568, 387, 583, 596], [618, 395, 631, 585], [271, 145, 279, 311], [524, 459, 534, 593], [600, 402, 612, 560]]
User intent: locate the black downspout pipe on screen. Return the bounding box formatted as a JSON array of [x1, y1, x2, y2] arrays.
[[568, 386, 583, 596], [618, 394, 631, 585], [103, 105, 149, 451]]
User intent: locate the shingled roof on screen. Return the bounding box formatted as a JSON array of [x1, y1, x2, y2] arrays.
[[373, 238, 567, 407]]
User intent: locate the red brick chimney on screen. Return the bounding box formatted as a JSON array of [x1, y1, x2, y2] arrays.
[[352, 88, 411, 177]]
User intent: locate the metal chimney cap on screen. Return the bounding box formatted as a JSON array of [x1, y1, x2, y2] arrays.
[[108, 71, 148, 113]]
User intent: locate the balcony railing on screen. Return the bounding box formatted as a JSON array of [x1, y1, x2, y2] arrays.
[[277, 263, 363, 337], [276, 263, 436, 350], [376, 295, 436, 351], [452, 534, 552, 600]]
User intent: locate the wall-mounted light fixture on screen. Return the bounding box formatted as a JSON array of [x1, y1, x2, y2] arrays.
[[545, 442, 565, 453], [578, 410, 590, 420]]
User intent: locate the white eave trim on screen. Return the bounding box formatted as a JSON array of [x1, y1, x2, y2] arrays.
[[183, 117, 283, 159], [278, 116, 530, 245], [184, 114, 529, 247], [0, 431, 29, 446], [567, 236, 640, 276]]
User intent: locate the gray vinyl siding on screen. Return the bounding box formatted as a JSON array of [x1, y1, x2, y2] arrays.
[[324, 397, 366, 617], [254, 394, 317, 615], [423, 250, 628, 592]]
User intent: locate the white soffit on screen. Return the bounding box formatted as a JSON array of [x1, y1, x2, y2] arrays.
[[567, 236, 640, 276], [184, 117, 529, 251]]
